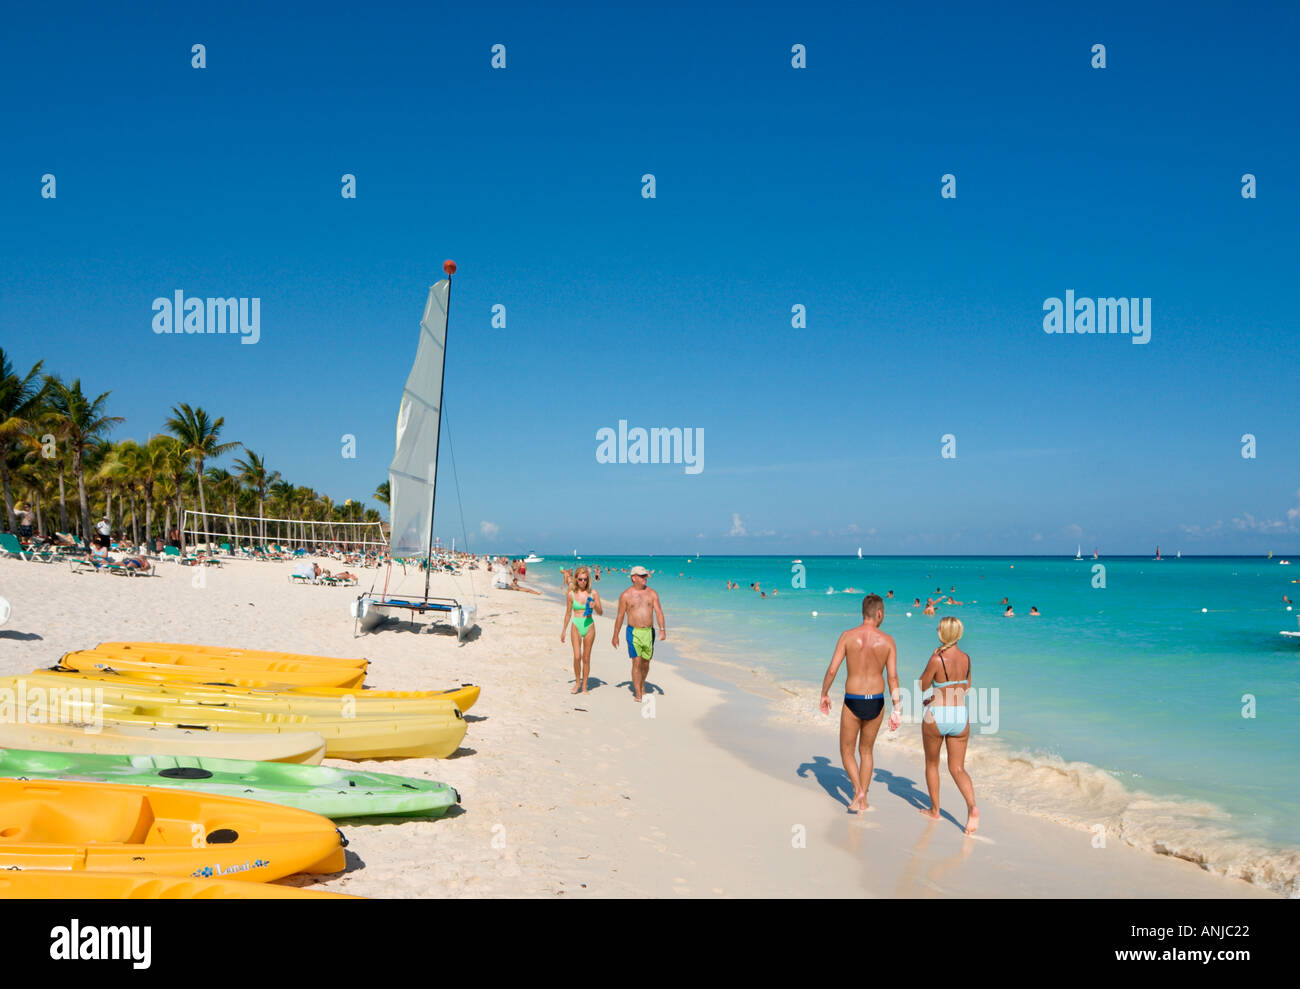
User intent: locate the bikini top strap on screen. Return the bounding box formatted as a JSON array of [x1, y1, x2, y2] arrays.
[[937, 647, 950, 682]]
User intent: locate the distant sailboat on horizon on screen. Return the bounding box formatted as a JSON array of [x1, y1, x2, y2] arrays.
[[1156, 545, 1163, 561], [858, 547, 862, 558], [1074, 544, 1083, 560], [1093, 547, 1099, 559]]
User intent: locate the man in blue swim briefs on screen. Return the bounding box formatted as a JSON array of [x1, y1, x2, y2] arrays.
[[819, 594, 901, 813], [611, 565, 666, 702]]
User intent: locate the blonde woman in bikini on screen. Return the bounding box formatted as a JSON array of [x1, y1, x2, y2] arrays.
[[918, 616, 979, 835], [561, 565, 603, 693]]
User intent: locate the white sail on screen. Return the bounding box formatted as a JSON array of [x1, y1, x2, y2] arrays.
[[387, 280, 449, 558]]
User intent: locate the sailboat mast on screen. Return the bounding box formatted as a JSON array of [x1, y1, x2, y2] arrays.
[[424, 259, 456, 601]]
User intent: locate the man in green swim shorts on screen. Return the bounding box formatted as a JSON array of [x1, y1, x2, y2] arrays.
[[611, 565, 667, 702]]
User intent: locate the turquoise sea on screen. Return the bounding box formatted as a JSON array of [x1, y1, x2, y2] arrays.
[[535, 554, 1300, 894]]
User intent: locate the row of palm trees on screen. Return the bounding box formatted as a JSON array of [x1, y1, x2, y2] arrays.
[[0, 348, 389, 551]]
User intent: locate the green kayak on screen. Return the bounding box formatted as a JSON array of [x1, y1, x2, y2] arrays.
[[0, 748, 459, 819]]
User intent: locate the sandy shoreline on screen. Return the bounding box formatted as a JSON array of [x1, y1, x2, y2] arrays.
[[0, 555, 1278, 898]]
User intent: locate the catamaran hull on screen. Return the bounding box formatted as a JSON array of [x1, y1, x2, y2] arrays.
[[352, 596, 476, 641]]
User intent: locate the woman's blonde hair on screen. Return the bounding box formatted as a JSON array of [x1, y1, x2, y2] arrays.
[[938, 616, 963, 648], [571, 566, 592, 592]]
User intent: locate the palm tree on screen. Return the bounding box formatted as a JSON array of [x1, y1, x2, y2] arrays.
[[0, 349, 48, 531], [97, 440, 143, 544], [374, 480, 390, 508], [268, 479, 294, 545], [132, 435, 172, 552], [233, 450, 278, 544], [43, 378, 123, 540], [155, 436, 189, 549], [205, 467, 238, 543], [165, 404, 238, 521]]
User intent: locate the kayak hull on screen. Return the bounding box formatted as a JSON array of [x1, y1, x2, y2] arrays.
[[0, 722, 326, 764], [0, 778, 346, 882], [0, 748, 460, 818]]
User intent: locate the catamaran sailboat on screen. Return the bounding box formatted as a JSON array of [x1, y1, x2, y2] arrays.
[[1074, 544, 1083, 560], [351, 261, 477, 641]]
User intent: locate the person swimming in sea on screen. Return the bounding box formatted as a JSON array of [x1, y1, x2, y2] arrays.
[[561, 566, 603, 694], [818, 594, 901, 814], [1004, 604, 1014, 617], [1029, 606, 1040, 616], [917, 616, 978, 834], [923, 598, 938, 616]]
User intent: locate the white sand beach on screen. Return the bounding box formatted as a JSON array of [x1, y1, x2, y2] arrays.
[[0, 555, 1277, 898]]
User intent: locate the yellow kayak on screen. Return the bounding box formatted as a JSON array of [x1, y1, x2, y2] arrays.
[[294, 683, 481, 714], [0, 720, 326, 764], [94, 642, 369, 672], [0, 778, 346, 880], [26, 692, 467, 761], [0, 871, 359, 899], [28, 669, 479, 716], [58, 649, 366, 689]]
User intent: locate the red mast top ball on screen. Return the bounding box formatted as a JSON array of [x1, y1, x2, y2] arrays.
[[443, 260, 457, 276]]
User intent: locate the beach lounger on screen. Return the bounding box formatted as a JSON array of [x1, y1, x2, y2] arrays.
[[0, 533, 55, 563]]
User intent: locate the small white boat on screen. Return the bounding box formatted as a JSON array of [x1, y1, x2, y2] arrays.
[[1281, 616, 1300, 640], [857, 547, 862, 558], [1074, 544, 1083, 560], [524, 553, 543, 564]]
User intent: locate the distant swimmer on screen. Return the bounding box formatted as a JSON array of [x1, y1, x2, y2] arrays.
[[1004, 605, 1014, 617], [611, 565, 666, 702], [887, 590, 894, 599], [562, 566, 603, 694], [912, 598, 921, 608], [1029, 606, 1040, 616], [946, 596, 964, 606], [917, 617, 978, 835], [923, 598, 937, 616], [818, 594, 901, 814], [1000, 597, 1008, 605]]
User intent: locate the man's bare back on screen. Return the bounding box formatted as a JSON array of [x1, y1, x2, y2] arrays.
[[838, 622, 895, 696], [819, 596, 901, 813]]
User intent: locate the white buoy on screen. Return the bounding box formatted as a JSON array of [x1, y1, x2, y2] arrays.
[[811, 610, 818, 617], [906, 611, 913, 617], [1201, 608, 1208, 613]]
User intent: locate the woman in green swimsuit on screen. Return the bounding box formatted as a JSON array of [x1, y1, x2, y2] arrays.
[[561, 566, 603, 693]]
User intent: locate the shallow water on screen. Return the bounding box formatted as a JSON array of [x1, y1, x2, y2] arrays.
[[546, 553, 1300, 892]]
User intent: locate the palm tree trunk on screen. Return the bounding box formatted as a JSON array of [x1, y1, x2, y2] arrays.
[[74, 451, 92, 542], [176, 489, 185, 551], [144, 483, 154, 554], [57, 470, 69, 533], [0, 456, 16, 532]]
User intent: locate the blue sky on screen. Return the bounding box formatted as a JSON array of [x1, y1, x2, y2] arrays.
[[3, 0, 1297, 555]]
